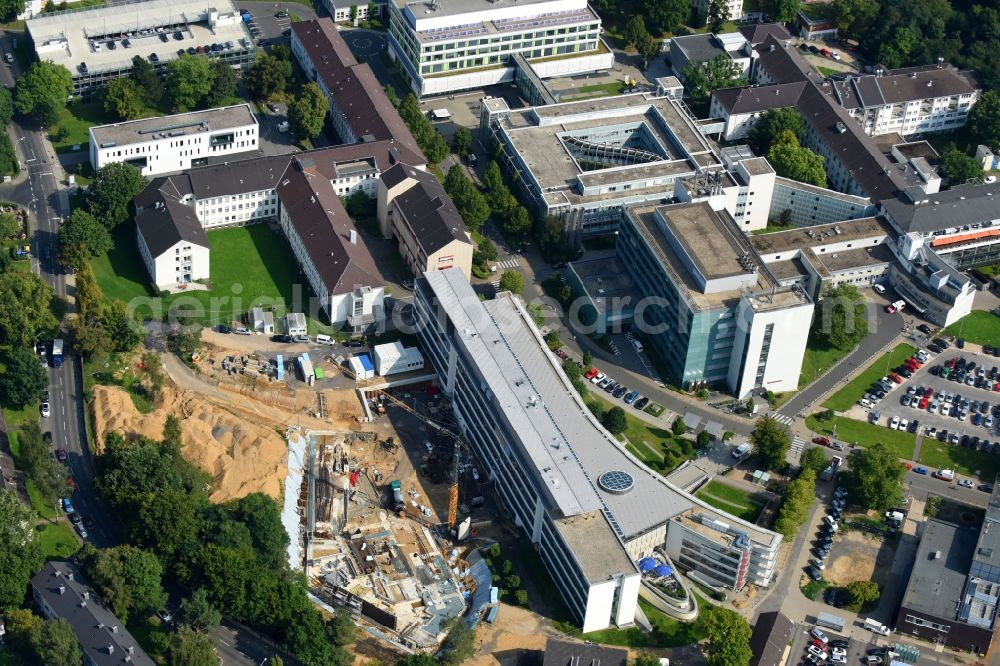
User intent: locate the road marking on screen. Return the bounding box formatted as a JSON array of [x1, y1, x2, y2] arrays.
[[218, 639, 232, 646], [36, 171, 52, 176]]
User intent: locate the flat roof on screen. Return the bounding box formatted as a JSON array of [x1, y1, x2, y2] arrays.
[[394, 0, 589, 22], [660, 202, 751, 280], [27, 0, 252, 75], [90, 104, 256, 147], [555, 512, 637, 582], [568, 251, 643, 315], [750, 216, 892, 255], [422, 269, 782, 549], [901, 519, 978, 620]]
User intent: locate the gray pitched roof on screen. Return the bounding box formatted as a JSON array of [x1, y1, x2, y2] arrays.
[[542, 638, 627, 666], [739, 22, 792, 45], [31, 562, 156, 666], [134, 178, 209, 257], [750, 612, 794, 666], [713, 82, 806, 113], [382, 163, 471, 255], [671, 33, 726, 63], [880, 182, 1000, 233], [187, 154, 291, 198]]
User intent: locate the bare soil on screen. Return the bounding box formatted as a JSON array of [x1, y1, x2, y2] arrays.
[[824, 529, 894, 587]]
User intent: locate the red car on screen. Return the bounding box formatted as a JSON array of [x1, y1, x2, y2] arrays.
[[919, 397, 930, 410], [812, 436, 831, 446], [889, 373, 904, 384], [584, 367, 600, 380], [908, 358, 924, 368], [924, 388, 934, 399], [946, 357, 958, 369]]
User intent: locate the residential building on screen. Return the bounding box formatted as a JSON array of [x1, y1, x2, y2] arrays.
[[385, 0, 614, 96], [377, 163, 473, 280], [414, 268, 783, 631], [480, 87, 776, 236], [89, 104, 259, 177], [796, 9, 837, 41], [668, 31, 754, 81], [26, 0, 255, 98], [831, 65, 980, 137], [320, 0, 382, 23], [291, 19, 422, 158], [749, 612, 795, 666], [134, 178, 210, 289], [542, 638, 627, 666], [617, 202, 814, 397], [31, 561, 156, 666], [690, 0, 744, 23]]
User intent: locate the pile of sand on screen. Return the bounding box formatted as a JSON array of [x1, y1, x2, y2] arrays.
[[91, 384, 288, 502]]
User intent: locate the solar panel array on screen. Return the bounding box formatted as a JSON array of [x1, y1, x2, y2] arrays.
[[420, 22, 487, 42], [493, 8, 593, 34]]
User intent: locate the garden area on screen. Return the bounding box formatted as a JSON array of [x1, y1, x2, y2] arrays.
[[943, 311, 1000, 348], [919, 438, 1000, 480], [92, 224, 333, 333], [586, 393, 695, 472], [695, 480, 765, 523], [823, 343, 917, 412], [806, 413, 916, 460]]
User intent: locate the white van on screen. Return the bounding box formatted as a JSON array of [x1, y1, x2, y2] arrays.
[[864, 618, 891, 635], [732, 443, 751, 459], [631, 339, 644, 353], [315, 334, 333, 345]]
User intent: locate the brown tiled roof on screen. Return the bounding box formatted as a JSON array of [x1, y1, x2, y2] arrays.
[[290, 18, 357, 70], [383, 163, 471, 256], [277, 159, 383, 296], [304, 139, 425, 177]]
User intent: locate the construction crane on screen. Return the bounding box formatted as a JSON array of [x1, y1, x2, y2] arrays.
[[338, 359, 466, 530]]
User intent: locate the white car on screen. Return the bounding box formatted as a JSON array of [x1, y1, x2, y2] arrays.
[[831, 653, 847, 664], [959, 479, 974, 488], [40, 401, 50, 418], [831, 648, 847, 658], [873, 283, 886, 294], [807, 646, 828, 660], [591, 372, 606, 384], [810, 558, 826, 570], [889, 415, 900, 429], [898, 418, 909, 431]]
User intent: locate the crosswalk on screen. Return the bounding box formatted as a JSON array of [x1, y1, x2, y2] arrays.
[[790, 435, 805, 457], [496, 257, 521, 270], [772, 413, 794, 426]]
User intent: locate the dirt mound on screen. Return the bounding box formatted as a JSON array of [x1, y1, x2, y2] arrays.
[[91, 384, 287, 503]]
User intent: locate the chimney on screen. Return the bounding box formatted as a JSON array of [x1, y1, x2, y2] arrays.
[[66, 572, 73, 581], [111, 625, 119, 634], [349, 229, 358, 244], [58, 585, 66, 595], [108, 645, 114, 655]]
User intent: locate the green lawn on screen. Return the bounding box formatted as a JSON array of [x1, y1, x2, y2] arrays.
[[751, 222, 794, 236], [585, 393, 690, 471], [816, 66, 840, 78], [696, 480, 763, 523], [919, 439, 1000, 480], [93, 224, 334, 333], [807, 414, 916, 460], [801, 578, 829, 600], [944, 311, 1000, 348], [823, 343, 917, 411], [800, 341, 855, 389], [578, 598, 708, 648], [127, 615, 170, 664], [27, 479, 58, 519], [36, 522, 79, 559]]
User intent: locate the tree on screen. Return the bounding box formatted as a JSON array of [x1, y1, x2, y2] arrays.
[[440, 620, 477, 665], [78, 544, 168, 623], [623, 15, 650, 49], [451, 127, 473, 157], [130, 55, 163, 107], [229, 493, 288, 569], [14, 61, 73, 126], [765, 0, 802, 24], [582, 351, 593, 368], [0, 348, 48, 409], [104, 77, 145, 121], [29, 618, 81, 666], [166, 55, 214, 110], [750, 415, 791, 471], [537, 215, 565, 261], [169, 625, 218, 666], [397, 656, 439, 666], [811, 283, 868, 350], [0, 85, 14, 128], [178, 588, 222, 632], [683, 54, 746, 104], [746, 107, 805, 155], [498, 270, 524, 294], [163, 414, 183, 449], [637, 34, 661, 63], [20, 420, 67, 507], [289, 82, 328, 141], [845, 579, 880, 608], [644, 0, 689, 34], [0, 0, 26, 22], [100, 299, 144, 352], [504, 205, 533, 237], [0, 489, 43, 609], [325, 608, 356, 647], [385, 84, 400, 108], [832, 0, 878, 38], [697, 430, 711, 447], [767, 130, 827, 187], [941, 147, 983, 186], [969, 90, 1000, 152], [87, 161, 146, 229], [707, 0, 728, 33], [483, 161, 507, 205], [800, 446, 829, 474], [849, 442, 904, 511], [702, 606, 752, 666], [601, 406, 628, 435], [58, 208, 114, 270], [773, 468, 816, 538], [444, 164, 489, 231], [477, 238, 498, 264], [245, 53, 287, 100], [204, 60, 239, 108], [672, 418, 687, 436], [0, 271, 57, 348]]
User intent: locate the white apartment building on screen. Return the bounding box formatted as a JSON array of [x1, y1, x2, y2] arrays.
[[385, 0, 613, 95], [89, 105, 259, 177], [415, 269, 782, 632], [135, 195, 211, 289], [831, 66, 980, 137], [691, 0, 744, 22]]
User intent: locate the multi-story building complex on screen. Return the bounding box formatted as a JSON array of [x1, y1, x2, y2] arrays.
[[480, 86, 776, 237], [134, 182, 211, 288], [89, 104, 259, 177], [768, 177, 876, 227], [26, 0, 255, 98], [750, 217, 895, 302], [377, 163, 474, 280], [617, 202, 814, 396], [668, 31, 754, 81], [31, 561, 156, 666], [385, 0, 614, 96], [896, 484, 1000, 654], [291, 19, 422, 158], [414, 268, 782, 632], [830, 65, 980, 138]]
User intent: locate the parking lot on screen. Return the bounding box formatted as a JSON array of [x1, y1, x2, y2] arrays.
[[866, 346, 1000, 461], [787, 621, 895, 666]]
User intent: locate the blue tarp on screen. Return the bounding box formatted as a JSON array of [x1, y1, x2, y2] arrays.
[[654, 564, 673, 577], [276, 355, 284, 381], [359, 354, 374, 371], [638, 557, 656, 573]]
